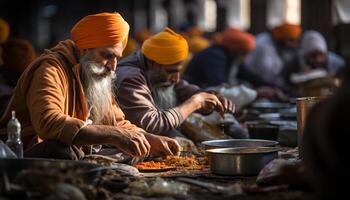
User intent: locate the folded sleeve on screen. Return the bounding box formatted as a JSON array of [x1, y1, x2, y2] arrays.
[[26, 63, 84, 145]]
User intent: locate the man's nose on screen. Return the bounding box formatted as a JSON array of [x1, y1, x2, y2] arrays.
[[106, 58, 117, 71], [170, 72, 180, 83]]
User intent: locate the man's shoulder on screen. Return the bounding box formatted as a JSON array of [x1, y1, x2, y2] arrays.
[[117, 65, 144, 79]]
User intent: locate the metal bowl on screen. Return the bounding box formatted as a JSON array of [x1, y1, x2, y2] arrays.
[[252, 102, 291, 113], [202, 139, 279, 150], [206, 147, 279, 176]]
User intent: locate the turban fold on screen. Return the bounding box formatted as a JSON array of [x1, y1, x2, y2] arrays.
[[222, 28, 255, 52], [0, 18, 10, 44], [271, 23, 302, 40], [71, 12, 129, 50], [142, 27, 188, 65]]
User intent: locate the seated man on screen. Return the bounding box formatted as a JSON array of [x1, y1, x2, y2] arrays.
[[184, 28, 268, 88], [245, 22, 302, 89], [283, 30, 345, 87], [0, 13, 180, 160], [115, 28, 234, 137]]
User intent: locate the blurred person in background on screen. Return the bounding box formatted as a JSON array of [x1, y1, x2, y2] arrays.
[[1, 38, 37, 88], [283, 30, 345, 89], [184, 28, 257, 88], [0, 17, 12, 115], [0, 18, 10, 44], [245, 22, 302, 89]]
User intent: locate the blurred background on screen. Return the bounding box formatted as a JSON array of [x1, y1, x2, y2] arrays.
[[0, 0, 349, 62]]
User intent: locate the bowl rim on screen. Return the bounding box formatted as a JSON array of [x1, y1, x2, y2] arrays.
[[201, 139, 279, 147], [206, 147, 280, 155]]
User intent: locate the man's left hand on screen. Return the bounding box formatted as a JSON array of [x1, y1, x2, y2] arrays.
[[144, 133, 181, 157]]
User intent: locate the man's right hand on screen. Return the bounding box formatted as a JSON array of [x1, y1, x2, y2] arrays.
[[74, 125, 151, 157], [190, 92, 225, 114], [113, 129, 151, 157]]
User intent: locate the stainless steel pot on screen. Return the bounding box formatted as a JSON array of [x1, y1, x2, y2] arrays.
[[202, 139, 279, 150], [206, 147, 279, 176], [296, 96, 327, 156]]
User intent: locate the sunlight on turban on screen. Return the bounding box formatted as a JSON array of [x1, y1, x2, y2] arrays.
[[142, 27, 188, 65], [71, 12, 129, 50]]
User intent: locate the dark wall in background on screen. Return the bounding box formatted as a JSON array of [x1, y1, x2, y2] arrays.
[[0, 0, 136, 52]]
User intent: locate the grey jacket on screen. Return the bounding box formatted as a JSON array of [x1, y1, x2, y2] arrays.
[[115, 51, 200, 136]]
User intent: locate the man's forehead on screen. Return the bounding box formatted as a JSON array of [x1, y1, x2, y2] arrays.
[[162, 64, 183, 73], [99, 43, 123, 54]]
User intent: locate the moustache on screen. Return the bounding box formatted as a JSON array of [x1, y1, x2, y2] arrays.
[[156, 81, 173, 88]]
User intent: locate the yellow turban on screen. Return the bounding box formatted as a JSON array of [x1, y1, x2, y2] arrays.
[[189, 36, 210, 53], [271, 22, 302, 40], [0, 18, 10, 44], [71, 12, 129, 50], [142, 27, 188, 65]]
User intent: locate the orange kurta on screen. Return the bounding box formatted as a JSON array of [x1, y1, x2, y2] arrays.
[[0, 40, 142, 148]]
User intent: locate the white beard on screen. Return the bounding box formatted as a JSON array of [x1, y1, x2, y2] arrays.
[[151, 84, 177, 110], [80, 53, 116, 125]]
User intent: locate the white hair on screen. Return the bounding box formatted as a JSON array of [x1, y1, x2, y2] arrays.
[[80, 50, 116, 125]]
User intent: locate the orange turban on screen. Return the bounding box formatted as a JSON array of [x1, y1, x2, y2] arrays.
[[271, 23, 302, 40], [142, 27, 188, 65], [222, 28, 255, 52], [71, 12, 129, 50], [0, 18, 10, 44], [2, 38, 37, 72]]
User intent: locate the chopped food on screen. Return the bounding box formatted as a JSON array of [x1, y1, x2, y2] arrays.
[[135, 161, 172, 170], [163, 155, 204, 170], [135, 155, 207, 171]]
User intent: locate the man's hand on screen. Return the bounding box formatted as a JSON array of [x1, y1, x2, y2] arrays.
[[113, 129, 151, 157], [74, 125, 151, 157], [216, 93, 235, 114], [191, 92, 224, 114], [144, 133, 181, 157]]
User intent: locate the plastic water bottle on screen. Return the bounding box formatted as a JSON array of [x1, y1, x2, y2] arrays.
[[6, 110, 23, 158]]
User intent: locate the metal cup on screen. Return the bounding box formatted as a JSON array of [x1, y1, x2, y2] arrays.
[[296, 96, 327, 157]]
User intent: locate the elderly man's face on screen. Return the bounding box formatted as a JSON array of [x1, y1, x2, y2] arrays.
[[147, 61, 183, 87], [83, 43, 123, 73], [79, 42, 123, 124], [147, 61, 183, 110]]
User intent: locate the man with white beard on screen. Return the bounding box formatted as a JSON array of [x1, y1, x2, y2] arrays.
[[115, 28, 235, 137], [0, 13, 180, 160]]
